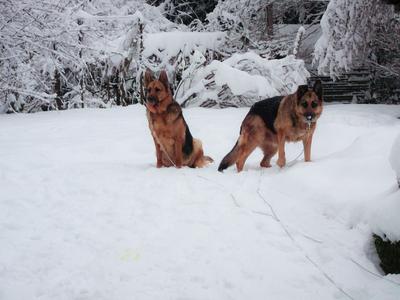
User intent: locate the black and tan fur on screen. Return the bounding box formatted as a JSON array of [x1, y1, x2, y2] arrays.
[[218, 81, 323, 172], [144, 69, 213, 168]]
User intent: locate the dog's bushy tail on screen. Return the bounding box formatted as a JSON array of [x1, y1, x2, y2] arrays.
[[218, 141, 240, 172]]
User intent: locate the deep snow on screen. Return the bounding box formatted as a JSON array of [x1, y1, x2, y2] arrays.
[[0, 104, 400, 300], [390, 134, 400, 183]]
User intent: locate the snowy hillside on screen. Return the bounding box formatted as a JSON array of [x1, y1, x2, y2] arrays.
[[1, 104, 400, 299]]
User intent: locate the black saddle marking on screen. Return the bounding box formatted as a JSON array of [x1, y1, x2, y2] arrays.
[[248, 96, 283, 134]]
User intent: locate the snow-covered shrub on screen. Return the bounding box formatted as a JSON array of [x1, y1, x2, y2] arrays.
[[0, 0, 183, 112], [176, 52, 309, 108], [313, 0, 395, 77], [151, 0, 218, 25], [205, 0, 284, 56], [292, 26, 305, 57], [141, 31, 225, 94], [0, 0, 230, 112], [205, 0, 325, 59], [374, 234, 400, 274]]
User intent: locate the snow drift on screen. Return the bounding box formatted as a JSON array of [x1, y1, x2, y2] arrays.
[[390, 134, 400, 185], [366, 133, 400, 242]]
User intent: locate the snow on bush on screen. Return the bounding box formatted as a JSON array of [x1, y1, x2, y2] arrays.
[[205, 0, 322, 59], [313, 0, 393, 77], [292, 26, 305, 57], [0, 0, 318, 113], [0, 0, 187, 112], [176, 53, 309, 108], [142, 31, 225, 73]]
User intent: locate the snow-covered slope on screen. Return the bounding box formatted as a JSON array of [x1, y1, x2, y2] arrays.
[[0, 104, 400, 299]]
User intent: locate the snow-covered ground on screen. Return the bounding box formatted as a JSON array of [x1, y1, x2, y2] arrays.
[[1, 104, 400, 300]]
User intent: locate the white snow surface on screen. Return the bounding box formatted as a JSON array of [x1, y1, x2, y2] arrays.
[[1, 104, 400, 299], [366, 133, 400, 242], [390, 134, 400, 182]]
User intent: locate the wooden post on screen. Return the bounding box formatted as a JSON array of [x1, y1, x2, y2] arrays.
[[139, 22, 145, 105], [78, 18, 84, 108], [266, 3, 274, 39], [53, 43, 63, 110]]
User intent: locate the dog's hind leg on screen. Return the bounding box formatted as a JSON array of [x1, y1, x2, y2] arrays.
[[219, 114, 264, 172], [260, 150, 276, 168], [218, 138, 241, 172], [236, 144, 257, 172], [191, 139, 213, 168], [236, 115, 266, 172], [260, 135, 278, 168], [235, 133, 258, 172]]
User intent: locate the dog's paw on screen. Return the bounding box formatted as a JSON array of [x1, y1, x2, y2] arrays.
[[260, 161, 271, 168], [156, 161, 163, 168], [277, 157, 286, 168]]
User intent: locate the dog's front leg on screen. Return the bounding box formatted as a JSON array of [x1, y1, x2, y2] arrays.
[[153, 137, 163, 168], [303, 133, 313, 162], [277, 130, 286, 168], [174, 139, 183, 168]]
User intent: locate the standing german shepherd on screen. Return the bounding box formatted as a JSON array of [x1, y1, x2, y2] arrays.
[[218, 81, 323, 172], [144, 69, 213, 168]]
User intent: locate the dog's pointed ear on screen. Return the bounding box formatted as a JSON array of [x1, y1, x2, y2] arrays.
[[313, 80, 323, 101], [158, 70, 169, 90], [296, 85, 309, 102], [144, 69, 154, 88]]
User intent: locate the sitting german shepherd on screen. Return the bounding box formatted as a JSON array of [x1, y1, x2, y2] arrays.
[[218, 81, 323, 172], [144, 69, 213, 168]]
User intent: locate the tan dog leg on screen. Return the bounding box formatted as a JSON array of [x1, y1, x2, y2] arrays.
[[303, 133, 313, 162], [236, 143, 257, 172], [260, 141, 278, 168], [192, 139, 213, 168], [174, 138, 183, 168], [277, 130, 286, 168], [153, 137, 163, 168]]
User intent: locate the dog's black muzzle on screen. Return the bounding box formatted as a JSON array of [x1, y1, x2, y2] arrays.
[[146, 96, 158, 105]]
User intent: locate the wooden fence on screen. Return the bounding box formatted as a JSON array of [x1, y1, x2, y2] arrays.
[[309, 68, 372, 103]]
